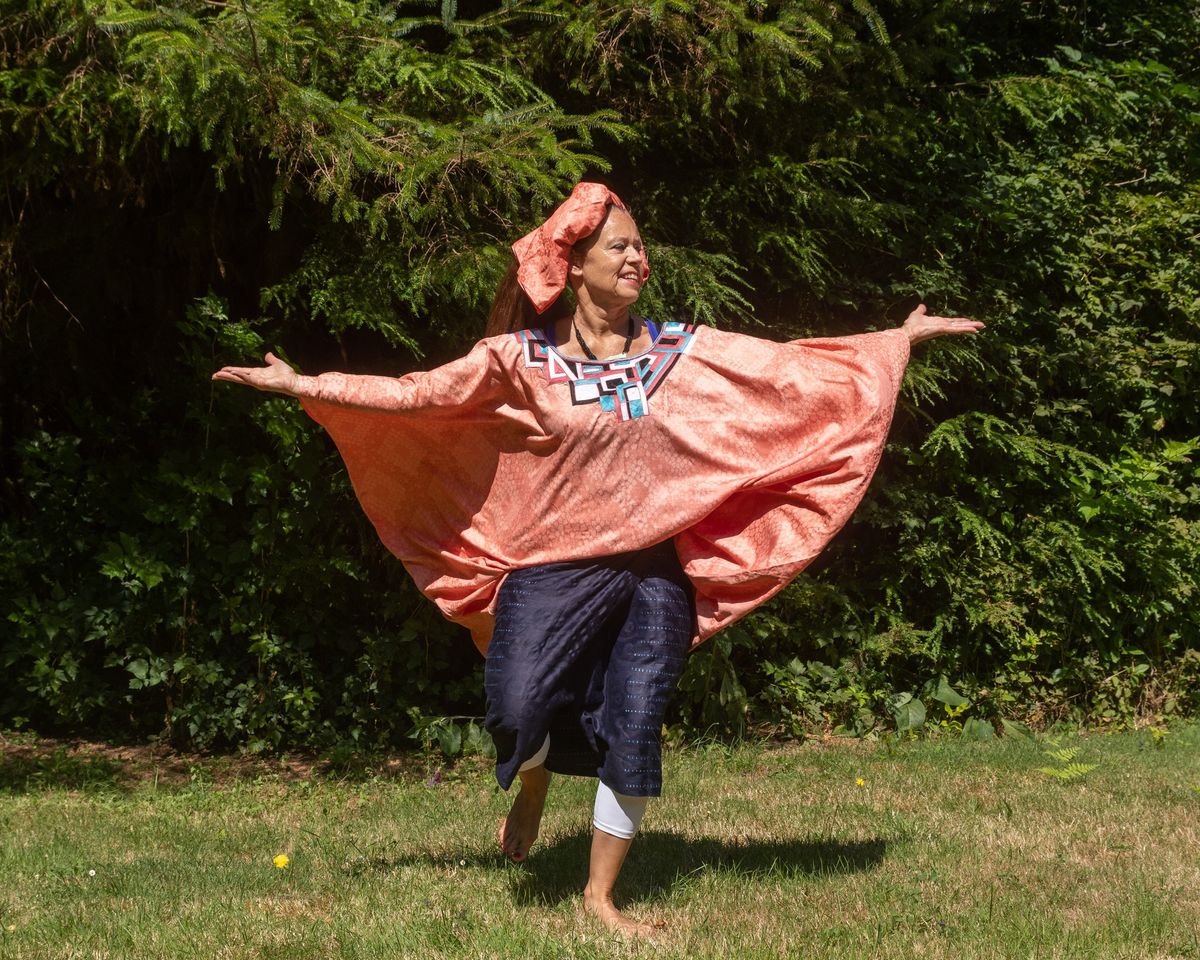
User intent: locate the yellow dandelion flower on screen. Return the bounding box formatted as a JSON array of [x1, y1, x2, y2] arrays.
[[273, 854, 290, 869], [5, 925, 15, 933], [855, 777, 865, 787]]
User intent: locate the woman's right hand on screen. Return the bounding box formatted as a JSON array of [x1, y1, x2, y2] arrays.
[[212, 352, 300, 396]]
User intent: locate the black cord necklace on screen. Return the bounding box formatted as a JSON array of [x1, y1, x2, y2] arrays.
[[573, 315, 637, 361]]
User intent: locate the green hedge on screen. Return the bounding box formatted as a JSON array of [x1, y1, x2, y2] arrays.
[[2, 0, 1196, 750]]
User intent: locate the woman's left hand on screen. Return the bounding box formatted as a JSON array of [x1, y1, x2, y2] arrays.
[[211, 352, 301, 395], [902, 304, 985, 345]]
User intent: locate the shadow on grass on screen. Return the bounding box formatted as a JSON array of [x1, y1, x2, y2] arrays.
[[0, 748, 128, 793], [508, 828, 889, 907], [359, 828, 888, 908]]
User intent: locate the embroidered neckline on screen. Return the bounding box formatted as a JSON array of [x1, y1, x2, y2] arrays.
[[516, 321, 696, 421]]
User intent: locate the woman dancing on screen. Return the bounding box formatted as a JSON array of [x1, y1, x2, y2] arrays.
[[213, 181, 983, 935]]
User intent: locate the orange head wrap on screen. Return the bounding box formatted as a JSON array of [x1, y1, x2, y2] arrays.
[[511, 182, 649, 314]]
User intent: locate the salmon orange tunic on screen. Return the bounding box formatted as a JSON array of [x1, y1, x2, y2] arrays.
[[296, 323, 911, 654]]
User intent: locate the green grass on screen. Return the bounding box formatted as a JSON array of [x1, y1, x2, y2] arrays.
[[1, 725, 1199, 959]]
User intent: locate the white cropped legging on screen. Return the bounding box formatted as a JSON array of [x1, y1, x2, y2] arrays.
[[518, 735, 648, 840]]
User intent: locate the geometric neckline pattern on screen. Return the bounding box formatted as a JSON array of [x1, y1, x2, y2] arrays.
[[515, 321, 696, 421]]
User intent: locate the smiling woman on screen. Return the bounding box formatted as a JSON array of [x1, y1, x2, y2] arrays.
[[212, 181, 983, 936], [563, 205, 651, 358]]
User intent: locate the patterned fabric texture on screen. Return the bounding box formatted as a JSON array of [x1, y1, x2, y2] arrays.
[[484, 541, 693, 795], [296, 324, 911, 653]]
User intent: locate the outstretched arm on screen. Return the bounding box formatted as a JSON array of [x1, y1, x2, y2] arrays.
[[212, 339, 503, 415], [901, 303, 985, 344]]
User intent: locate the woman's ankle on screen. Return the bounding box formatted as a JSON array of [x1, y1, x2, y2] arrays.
[[518, 764, 551, 795]]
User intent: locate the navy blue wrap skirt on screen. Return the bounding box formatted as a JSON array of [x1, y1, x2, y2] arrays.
[[483, 540, 695, 797]]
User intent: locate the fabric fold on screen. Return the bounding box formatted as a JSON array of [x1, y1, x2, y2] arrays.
[[299, 325, 910, 652]]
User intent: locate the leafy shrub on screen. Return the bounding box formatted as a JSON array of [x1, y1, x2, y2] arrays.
[[2, 0, 1197, 748]]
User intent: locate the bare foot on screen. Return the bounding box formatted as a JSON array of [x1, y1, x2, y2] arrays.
[[498, 765, 549, 861], [583, 885, 663, 938]]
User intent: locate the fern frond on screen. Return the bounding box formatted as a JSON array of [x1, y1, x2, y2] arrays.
[[1039, 763, 1098, 781], [1044, 747, 1079, 763], [95, 8, 193, 35]]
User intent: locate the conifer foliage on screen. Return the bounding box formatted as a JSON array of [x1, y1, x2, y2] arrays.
[[1, 1, 1196, 748]]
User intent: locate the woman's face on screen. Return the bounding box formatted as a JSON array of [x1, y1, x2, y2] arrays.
[[569, 207, 647, 309]]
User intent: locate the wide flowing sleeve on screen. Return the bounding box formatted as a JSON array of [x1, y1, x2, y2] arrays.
[[295, 337, 531, 642], [293, 323, 913, 654], [672, 326, 911, 644]]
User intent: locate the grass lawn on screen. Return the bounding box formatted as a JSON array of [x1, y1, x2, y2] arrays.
[[1, 724, 1198, 959]]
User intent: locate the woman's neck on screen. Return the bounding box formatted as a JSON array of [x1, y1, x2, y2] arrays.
[[552, 303, 640, 360], [574, 300, 631, 339]]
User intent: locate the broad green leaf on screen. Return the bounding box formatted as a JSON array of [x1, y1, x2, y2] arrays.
[[931, 677, 968, 707]]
